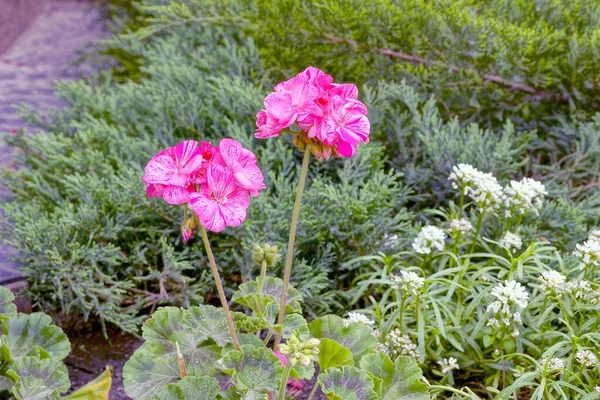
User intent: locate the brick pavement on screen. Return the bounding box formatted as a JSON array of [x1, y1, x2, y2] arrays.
[[0, 0, 107, 282]]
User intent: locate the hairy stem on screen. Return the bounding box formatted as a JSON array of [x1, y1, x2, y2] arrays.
[[200, 225, 241, 350], [274, 148, 311, 351], [278, 361, 293, 400], [307, 380, 320, 400]]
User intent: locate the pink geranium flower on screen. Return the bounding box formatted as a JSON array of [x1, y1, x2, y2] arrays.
[[255, 67, 370, 160], [188, 163, 251, 233], [214, 138, 266, 197], [143, 138, 265, 236], [142, 140, 206, 204]]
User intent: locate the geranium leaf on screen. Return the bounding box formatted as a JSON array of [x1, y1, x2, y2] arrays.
[[219, 344, 283, 399], [9, 356, 70, 400], [232, 277, 302, 319], [0, 287, 17, 317], [281, 314, 309, 340], [308, 315, 377, 362], [182, 305, 232, 347], [360, 353, 429, 399], [2, 313, 70, 361], [153, 376, 221, 400], [63, 367, 112, 399], [318, 338, 354, 371], [123, 344, 181, 400], [318, 366, 377, 400], [142, 307, 222, 375]]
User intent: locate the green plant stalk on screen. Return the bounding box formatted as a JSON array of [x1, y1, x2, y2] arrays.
[[199, 224, 241, 350], [274, 147, 311, 351], [278, 361, 293, 400], [469, 211, 485, 254], [307, 380, 320, 400], [257, 259, 268, 295]]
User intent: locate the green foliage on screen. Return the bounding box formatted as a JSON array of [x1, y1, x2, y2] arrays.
[[351, 167, 600, 398], [122, 276, 428, 399], [0, 287, 112, 399]]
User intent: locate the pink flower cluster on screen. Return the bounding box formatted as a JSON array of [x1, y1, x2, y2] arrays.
[[255, 66, 370, 159], [142, 138, 266, 234]]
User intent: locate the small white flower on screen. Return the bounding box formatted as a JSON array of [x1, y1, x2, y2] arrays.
[[491, 280, 529, 310], [438, 357, 460, 374], [539, 270, 568, 296], [487, 318, 500, 328], [565, 280, 592, 299], [385, 329, 418, 358], [500, 232, 523, 253], [391, 271, 425, 296], [412, 226, 446, 254], [504, 177, 547, 216], [588, 288, 600, 305], [449, 218, 473, 236], [449, 164, 504, 214], [596, 385, 600, 392], [575, 350, 598, 368], [573, 238, 600, 270], [512, 312, 522, 323], [343, 312, 375, 328], [540, 357, 565, 371], [510, 329, 520, 338]]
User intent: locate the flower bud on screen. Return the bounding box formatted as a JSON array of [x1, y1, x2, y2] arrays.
[[181, 214, 198, 242], [252, 243, 281, 266]]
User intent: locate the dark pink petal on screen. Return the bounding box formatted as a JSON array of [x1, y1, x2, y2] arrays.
[[163, 185, 192, 204], [189, 193, 226, 233], [207, 163, 236, 200], [143, 154, 176, 184], [337, 140, 357, 158], [330, 83, 358, 100], [145, 183, 165, 198], [218, 138, 243, 169], [220, 187, 250, 227], [264, 92, 297, 128]]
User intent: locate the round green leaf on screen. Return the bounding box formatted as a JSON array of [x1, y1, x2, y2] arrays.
[[182, 305, 232, 347], [219, 345, 283, 399], [318, 338, 354, 371], [318, 366, 377, 400], [123, 344, 181, 400], [153, 376, 221, 400], [309, 315, 377, 362], [360, 353, 429, 400], [3, 313, 70, 361], [9, 356, 70, 400]]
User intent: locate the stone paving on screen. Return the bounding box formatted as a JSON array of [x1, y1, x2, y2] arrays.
[[0, 0, 107, 281]]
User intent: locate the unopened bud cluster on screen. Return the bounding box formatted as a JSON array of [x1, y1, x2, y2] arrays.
[[252, 243, 281, 266], [279, 334, 320, 367]]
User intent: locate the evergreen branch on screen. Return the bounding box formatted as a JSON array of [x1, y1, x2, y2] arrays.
[[318, 33, 562, 101]]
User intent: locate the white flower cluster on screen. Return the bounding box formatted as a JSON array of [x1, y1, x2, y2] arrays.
[[412, 226, 446, 254], [487, 280, 529, 333], [391, 271, 425, 296], [565, 280, 592, 299], [500, 232, 523, 253], [343, 312, 375, 328], [449, 218, 473, 236], [575, 350, 598, 368], [540, 357, 565, 371], [504, 177, 547, 216], [438, 357, 460, 374], [539, 270, 568, 296], [448, 164, 504, 214], [385, 329, 418, 358], [573, 230, 600, 270]]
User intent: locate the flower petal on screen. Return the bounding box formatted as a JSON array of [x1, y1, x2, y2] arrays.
[[189, 193, 226, 233], [163, 185, 192, 204], [143, 155, 176, 184]]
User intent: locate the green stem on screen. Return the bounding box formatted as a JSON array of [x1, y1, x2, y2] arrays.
[[274, 147, 311, 351], [258, 259, 268, 294], [199, 225, 241, 350], [468, 212, 485, 254], [278, 361, 293, 400], [307, 380, 320, 400]]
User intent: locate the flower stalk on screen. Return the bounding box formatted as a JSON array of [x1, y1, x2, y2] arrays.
[[275, 147, 311, 350], [199, 224, 241, 350]]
